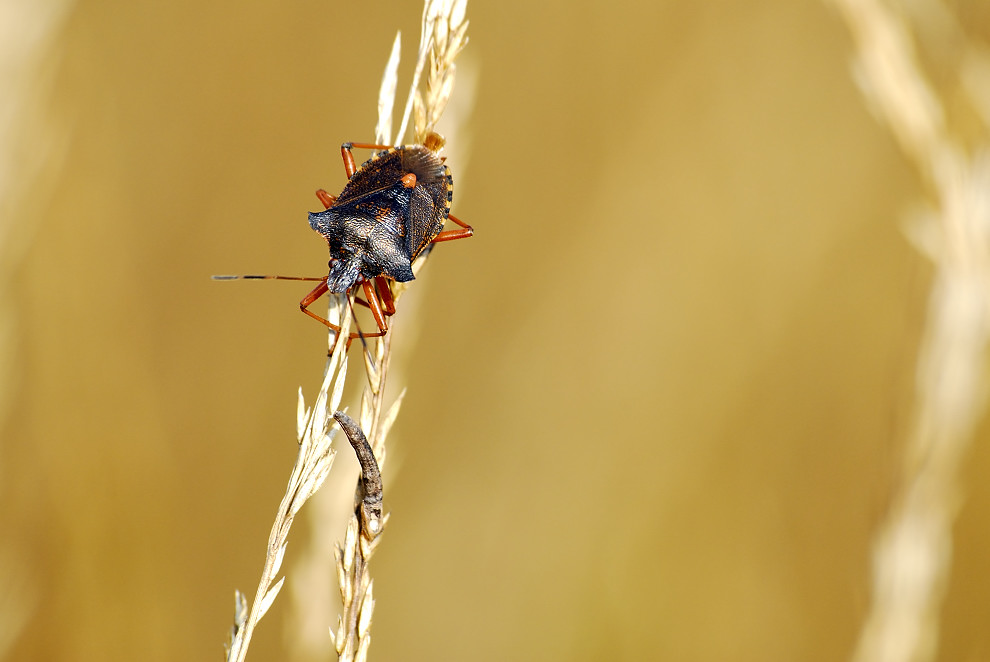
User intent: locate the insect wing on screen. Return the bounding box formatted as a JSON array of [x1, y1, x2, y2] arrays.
[[406, 163, 452, 260], [335, 149, 406, 206]]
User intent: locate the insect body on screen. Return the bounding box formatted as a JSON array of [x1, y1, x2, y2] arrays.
[[299, 132, 473, 343]]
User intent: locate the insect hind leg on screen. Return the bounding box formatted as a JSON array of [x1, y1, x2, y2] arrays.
[[431, 213, 474, 243]]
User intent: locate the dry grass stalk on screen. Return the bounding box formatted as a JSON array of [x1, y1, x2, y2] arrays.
[[331, 0, 467, 662], [225, 306, 353, 662], [399, 0, 469, 145], [225, 2, 470, 660], [328, 2, 469, 660], [828, 2, 990, 661]]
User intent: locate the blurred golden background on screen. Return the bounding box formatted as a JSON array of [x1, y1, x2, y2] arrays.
[[4, 1, 990, 661]]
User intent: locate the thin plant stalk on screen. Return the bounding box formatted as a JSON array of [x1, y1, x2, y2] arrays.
[[226, 2, 471, 661], [329, 4, 470, 660], [828, 2, 990, 661], [225, 302, 353, 662]]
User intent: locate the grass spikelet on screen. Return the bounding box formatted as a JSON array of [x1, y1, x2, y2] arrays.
[[376, 32, 402, 144], [828, 2, 990, 661]]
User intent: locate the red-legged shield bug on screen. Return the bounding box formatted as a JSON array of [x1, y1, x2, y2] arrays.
[[214, 131, 473, 349]]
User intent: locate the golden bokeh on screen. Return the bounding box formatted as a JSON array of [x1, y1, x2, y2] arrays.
[[4, 1, 990, 661]]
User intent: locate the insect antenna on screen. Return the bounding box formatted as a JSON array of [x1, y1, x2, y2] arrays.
[[211, 274, 325, 282]]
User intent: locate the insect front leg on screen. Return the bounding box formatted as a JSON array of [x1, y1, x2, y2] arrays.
[[374, 276, 396, 316], [300, 278, 388, 354], [361, 279, 390, 335], [352, 277, 396, 317], [299, 277, 342, 330]]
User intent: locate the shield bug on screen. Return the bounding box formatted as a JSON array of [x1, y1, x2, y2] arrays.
[[215, 132, 472, 347], [301, 132, 473, 343]]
